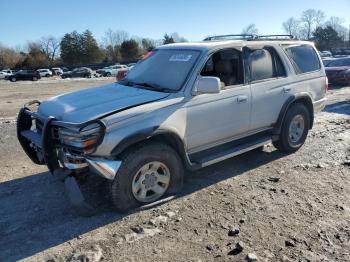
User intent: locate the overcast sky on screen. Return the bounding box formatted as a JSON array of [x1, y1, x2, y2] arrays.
[[1, 0, 349, 47]]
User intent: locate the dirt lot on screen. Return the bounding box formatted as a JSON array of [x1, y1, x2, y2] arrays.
[[0, 79, 349, 262]]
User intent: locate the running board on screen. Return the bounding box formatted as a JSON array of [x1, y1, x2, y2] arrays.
[[190, 136, 272, 168]]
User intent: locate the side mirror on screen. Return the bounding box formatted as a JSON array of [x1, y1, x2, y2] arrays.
[[195, 76, 221, 94]]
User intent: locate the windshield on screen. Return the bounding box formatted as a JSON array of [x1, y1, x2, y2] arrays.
[[326, 58, 350, 67], [121, 49, 200, 91]]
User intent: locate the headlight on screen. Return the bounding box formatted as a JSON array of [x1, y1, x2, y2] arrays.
[[57, 122, 105, 153]]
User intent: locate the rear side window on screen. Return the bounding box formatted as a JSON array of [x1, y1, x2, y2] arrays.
[[248, 48, 286, 81], [284, 45, 321, 74]]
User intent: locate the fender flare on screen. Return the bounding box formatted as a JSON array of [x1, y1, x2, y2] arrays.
[[110, 127, 192, 167], [273, 93, 314, 135]]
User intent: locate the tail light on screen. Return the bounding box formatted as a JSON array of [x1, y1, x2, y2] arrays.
[[325, 77, 328, 93]]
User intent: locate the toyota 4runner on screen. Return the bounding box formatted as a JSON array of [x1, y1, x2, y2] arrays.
[[17, 35, 327, 213]]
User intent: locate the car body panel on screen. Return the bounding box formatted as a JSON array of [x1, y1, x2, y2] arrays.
[[325, 66, 350, 84], [37, 83, 170, 122]]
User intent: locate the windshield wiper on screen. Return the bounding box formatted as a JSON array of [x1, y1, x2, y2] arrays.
[[119, 80, 174, 93], [134, 82, 174, 92]]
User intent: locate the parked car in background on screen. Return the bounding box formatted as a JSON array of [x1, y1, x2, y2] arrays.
[[8, 70, 41, 82], [96, 66, 112, 75], [0, 72, 7, 79], [51, 67, 64, 76], [0, 69, 13, 79], [127, 63, 137, 68], [61, 67, 93, 79], [319, 51, 332, 58], [325, 57, 350, 85], [116, 68, 129, 81], [116, 63, 137, 81], [37, 69, 53, 77], [103, 64, 127, 77], [322, 58, 336, 67]]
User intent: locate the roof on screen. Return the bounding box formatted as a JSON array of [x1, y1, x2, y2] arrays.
[[157, 39, 313, 52]]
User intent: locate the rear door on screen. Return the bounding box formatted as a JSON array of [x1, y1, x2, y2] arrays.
[[244, 46, 290, 131]]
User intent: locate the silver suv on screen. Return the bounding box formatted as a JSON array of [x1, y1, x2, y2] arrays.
[[17, 35, 327, 213]]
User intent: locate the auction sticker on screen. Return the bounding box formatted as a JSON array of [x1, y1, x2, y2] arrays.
[[169, 54, 193, 62]]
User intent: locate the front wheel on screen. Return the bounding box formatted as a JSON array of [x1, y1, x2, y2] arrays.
[[273, 103, 310, 153], [10, 77, 16, 82], [109, 142, 184, 212], [32, 76, 38, 81]]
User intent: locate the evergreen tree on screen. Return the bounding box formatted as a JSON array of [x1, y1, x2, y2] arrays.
[[120, 39, 141, 62], [313, 26, 343, 50]]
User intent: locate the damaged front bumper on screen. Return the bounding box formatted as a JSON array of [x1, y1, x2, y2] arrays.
[[17, 101, 121, 214]]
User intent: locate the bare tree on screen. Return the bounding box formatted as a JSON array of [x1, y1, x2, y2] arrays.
[[300, 9, 325, 40], [241, 24, 259, 35], [282, 17, 301, 37], [0, 44, 24, 69], [39, 36, 60, 65], [102, 29, 129, 47], [102, 29, 129, 62], [170, 32, 188, 42]]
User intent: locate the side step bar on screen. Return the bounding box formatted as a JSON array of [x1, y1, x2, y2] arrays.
[[190, 136, 272, 168]]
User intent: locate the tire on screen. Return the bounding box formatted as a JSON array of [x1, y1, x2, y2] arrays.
[[10, 77, 16, 82], [109, 142, 184, 212], [273, 103, 310, 153], [106, 72, 111, 77], [32, 76, 38, 81]]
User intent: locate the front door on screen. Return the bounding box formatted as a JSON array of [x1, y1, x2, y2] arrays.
[[185, 48, 251, 153]]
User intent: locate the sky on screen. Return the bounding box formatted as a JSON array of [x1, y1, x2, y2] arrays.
[[1, 0, 349, 47]]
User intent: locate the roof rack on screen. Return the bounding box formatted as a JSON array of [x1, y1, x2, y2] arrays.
[[257, 35, 297, 40], [203, 34, 298, 41], [203, 34, 257, 41]]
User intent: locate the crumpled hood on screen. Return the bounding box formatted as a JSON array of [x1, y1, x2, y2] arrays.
[[38, 82, 169, 122]]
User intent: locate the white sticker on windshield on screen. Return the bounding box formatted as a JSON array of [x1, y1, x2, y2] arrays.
[[169, 54, 193, 62]]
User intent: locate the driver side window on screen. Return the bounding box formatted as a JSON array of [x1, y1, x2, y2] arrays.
[[201, 48, 244, 89]]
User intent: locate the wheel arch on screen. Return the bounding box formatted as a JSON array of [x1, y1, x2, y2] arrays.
[[273, 93, 314, 135], [110, 127, 192, 169]]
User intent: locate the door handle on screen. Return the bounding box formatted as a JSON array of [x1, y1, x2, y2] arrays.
[[237, 95, 248, 103], [283, 87, 291, 93]]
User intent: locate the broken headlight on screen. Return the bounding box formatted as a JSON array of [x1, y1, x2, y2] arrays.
[[57, 122, 105, 153]]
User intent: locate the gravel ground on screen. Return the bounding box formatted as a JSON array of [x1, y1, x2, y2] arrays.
[[0, 79, 349, 262]]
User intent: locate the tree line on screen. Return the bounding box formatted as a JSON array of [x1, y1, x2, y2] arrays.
[[0, 30, 183, 69], [0, 9, 349, 70]]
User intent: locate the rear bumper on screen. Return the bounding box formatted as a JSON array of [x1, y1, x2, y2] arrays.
[[313, 97, 327, 113], [17, 102, 121, 180]]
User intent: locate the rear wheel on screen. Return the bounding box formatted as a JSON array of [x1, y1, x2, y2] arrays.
[[32, 76, 38, 81], [105, 72, 111, 77], [10, 77, 16, 82], [273, 103, 310, 153], [109, 142, 184, 212]]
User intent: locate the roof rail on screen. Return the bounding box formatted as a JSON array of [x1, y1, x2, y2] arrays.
[[257, 35, 298, 40], [203, 34, 257, 41], [203, 34, 299, 42]]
